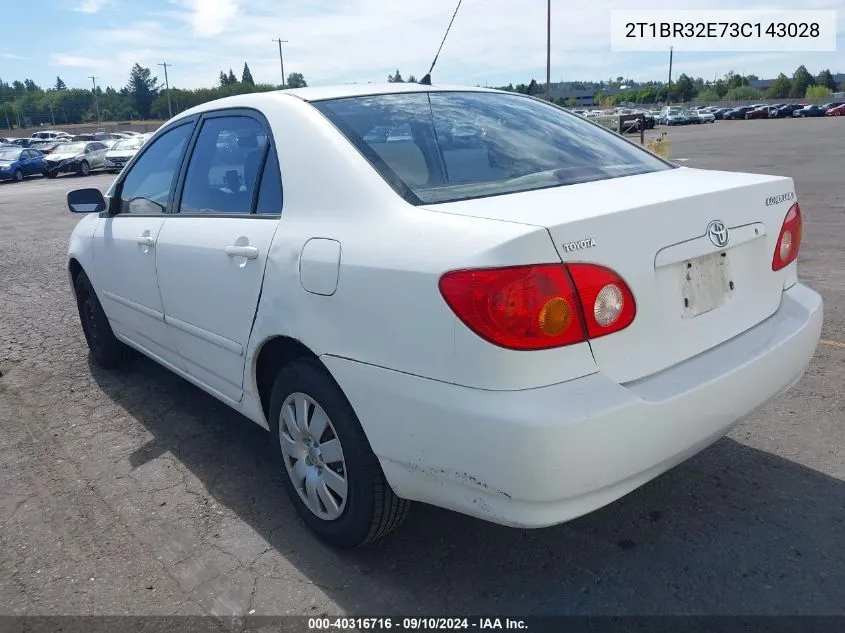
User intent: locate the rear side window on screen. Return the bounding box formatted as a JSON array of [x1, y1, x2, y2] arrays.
[[314, 91, 672, 205], [256, 146, 283, 214], [179, 116, 268, 215]]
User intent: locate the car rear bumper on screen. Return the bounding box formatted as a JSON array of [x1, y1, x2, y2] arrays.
[[322, 282, 823, 528]]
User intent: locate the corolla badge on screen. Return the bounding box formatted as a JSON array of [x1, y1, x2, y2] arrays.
[[707, 220, 729, 248]]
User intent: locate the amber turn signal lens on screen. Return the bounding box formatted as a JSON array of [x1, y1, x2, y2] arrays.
[[538, 297, 572, 336]]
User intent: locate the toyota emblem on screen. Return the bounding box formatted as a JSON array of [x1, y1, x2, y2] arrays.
[[707, 220, 729, 248]]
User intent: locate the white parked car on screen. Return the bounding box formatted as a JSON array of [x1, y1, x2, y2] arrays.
[[695, 109, 716, 123], [65, 84, 823, 549], [104, 136, 148, 173]]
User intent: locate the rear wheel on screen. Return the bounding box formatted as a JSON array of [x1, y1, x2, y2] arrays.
[[73, 270, 129, 368], [12, 169, 23, 182], [268, 358, 410, 549], [78, 161, 90, 176], [45, 170, 57, 178]]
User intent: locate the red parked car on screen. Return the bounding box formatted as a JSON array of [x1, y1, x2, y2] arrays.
[[825, 104, 845, 116], [745, 106, 775, 119]]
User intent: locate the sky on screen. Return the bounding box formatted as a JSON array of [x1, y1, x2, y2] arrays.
[[1, 0, 843, 91]]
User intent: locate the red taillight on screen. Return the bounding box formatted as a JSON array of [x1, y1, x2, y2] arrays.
[[567, 263, 637, 339], [438, 263, 636, 351], [772, 202, 802, 271]]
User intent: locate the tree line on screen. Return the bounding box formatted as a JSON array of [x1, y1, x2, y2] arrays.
[[0, 63, 308, 128], [487, 66, 840, 107]]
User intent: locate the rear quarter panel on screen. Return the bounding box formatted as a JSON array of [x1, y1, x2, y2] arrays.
[[245, 95, 598, 391]]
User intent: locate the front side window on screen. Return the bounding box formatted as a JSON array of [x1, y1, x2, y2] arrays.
[[118, 122, 193, 215], [179, 116, 268, 215], [314, 91, 672, 205]]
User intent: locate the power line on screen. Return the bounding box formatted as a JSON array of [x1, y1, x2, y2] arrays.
[[272, 38, 288, 87], [159, 62, 173, 118]]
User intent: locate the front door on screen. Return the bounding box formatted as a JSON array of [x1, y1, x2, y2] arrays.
[[92, 120, 196, 369], [154, 112, 283, 403]]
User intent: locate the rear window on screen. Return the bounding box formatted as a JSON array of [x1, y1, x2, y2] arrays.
[[313, 91, 673, 204]]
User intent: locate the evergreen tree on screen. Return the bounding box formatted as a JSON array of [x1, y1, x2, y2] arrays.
[[242, 63, 255, 85]]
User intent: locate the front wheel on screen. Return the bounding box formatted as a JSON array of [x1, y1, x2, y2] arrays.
[[268, 358, 410, 549], [78, 160, 90, 176], [73, 270, 129, 368], [13, 169, 23, 182]]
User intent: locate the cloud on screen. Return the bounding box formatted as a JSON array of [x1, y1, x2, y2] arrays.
[[185, 0, 239, 37], [50, 54, 109, 68], [1, 53, 27, 60], [74, 0, 108, 13]]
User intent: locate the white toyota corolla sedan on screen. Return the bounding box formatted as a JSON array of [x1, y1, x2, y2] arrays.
[[65, 83, 823, 548]]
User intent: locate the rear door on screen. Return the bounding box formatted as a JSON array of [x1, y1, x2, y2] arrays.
[[154, 110, 283, 403]]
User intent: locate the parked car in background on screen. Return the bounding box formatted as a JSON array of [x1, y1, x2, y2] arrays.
[[0, 146, 46, 182], [31, 130, 71, 141], [826, 104, 845, 116], [775, 104, 805, 118], [29, 140, 67, 155], [723, 107, 752, 120], [710, 108, 730, 120], [63, 84, 822, 549], [104, 135, 147, 172], [694, 110, 716, 123], [659, 106, 686, 125], [793, 104, 827, 117], [745, 106, 774, 120], [43, 141, 109, 178], [680, 109, 701, 124], [7, 137, 43, 148]]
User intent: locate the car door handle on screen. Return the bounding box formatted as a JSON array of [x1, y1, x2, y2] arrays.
[[225, 245, 259, 259], [137, 236, 156, 247]]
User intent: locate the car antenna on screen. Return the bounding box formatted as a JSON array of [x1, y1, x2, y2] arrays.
[[418, 0, 463, 85]]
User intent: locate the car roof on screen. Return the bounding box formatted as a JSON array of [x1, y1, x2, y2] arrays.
[[171, 83, 502, 121]]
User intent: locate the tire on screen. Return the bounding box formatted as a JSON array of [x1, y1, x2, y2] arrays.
[[73, 270, 129, 368], [78, 160, 90, 176], [268, 358, 410, 549], [45, 170, 58, 178], [13, 169, 23, 183]]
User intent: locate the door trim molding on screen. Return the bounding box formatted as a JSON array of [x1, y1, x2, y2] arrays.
[[102, 290, 164, 321], [164, 314, 244, 356]]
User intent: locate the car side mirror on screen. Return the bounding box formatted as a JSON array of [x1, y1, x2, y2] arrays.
[[67, 188, 106, 214]]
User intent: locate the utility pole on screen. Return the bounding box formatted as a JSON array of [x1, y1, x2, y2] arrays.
[[667, 46, 674, 105], [159, 62, 173, 118], [546, 0, 551, 101], [89, 75, 101, 124], [3, 104, 10, 130], [273, 38, 288, 87], [49, 101, 55, 126]]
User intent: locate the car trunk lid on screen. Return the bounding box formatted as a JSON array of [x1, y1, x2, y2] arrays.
[[424, 166, 798, 383]]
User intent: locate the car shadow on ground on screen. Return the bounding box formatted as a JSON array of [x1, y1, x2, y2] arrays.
[[89, 353, 845, 615]]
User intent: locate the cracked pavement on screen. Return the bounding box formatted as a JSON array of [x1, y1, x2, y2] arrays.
[[1, 118, 844, 616]]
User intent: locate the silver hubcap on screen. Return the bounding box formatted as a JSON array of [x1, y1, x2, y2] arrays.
[[279, 392, 348, 520]]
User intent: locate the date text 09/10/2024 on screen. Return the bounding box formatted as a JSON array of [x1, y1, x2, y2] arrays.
[[307, 617, 528, 630]]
